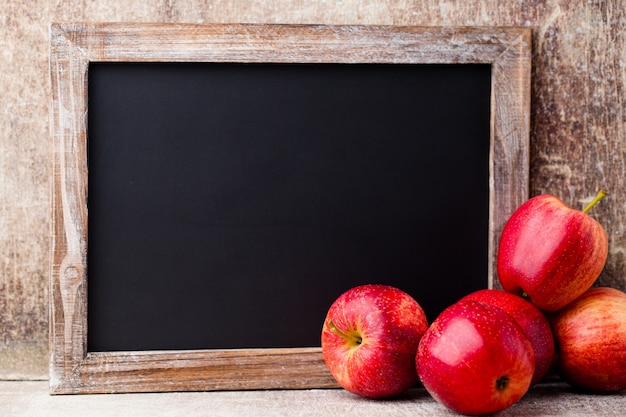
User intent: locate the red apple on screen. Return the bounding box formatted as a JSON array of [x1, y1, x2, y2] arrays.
[[497, 190, 608, 312], [321, 284, 428, 398], [460, 289, 555, 386], [416, 300, 534, 415], [551, 287, 626, 392]]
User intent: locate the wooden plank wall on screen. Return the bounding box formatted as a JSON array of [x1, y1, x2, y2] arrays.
[[1, 0, 625, 380]]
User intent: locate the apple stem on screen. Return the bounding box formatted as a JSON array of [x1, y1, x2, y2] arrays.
[[328, 321, 362, 345], [582, 189, 608, 214]]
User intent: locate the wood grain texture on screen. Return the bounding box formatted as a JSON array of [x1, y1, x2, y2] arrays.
[[3, 380, 626, 417], [529, 1, 626, 290], [49, 23, 530, 394], [1, 0, 625, 381], [59, 348, 336, 394]]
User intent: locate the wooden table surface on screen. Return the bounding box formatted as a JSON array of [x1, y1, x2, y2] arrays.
[[2, 380, 625, 417]]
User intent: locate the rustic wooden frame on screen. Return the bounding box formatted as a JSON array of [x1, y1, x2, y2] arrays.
[[49, 23, 531, 394]]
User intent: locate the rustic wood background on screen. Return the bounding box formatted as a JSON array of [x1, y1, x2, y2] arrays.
[[1, 1, 624, 380]]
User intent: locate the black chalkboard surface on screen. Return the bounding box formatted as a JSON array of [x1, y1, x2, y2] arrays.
[[87, 62, 491, 352]]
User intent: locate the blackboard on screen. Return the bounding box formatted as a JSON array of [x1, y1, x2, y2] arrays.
[[50, 23, 531, 394], [87, 62, 491, 352]]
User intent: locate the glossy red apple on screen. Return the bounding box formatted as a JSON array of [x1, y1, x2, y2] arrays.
[[460, 289, 555, 386], [416, 300, 534, 415], [497, 190, 608, 312], [551, 287, 626, 392], [321, 284, 428, 398]]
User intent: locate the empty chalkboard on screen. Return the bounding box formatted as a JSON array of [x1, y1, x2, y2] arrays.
[[87, 62, 491, 352], [50, 23, 531, 394]]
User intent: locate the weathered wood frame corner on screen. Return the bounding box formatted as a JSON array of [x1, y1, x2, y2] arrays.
[[49, 23, 531, 394]]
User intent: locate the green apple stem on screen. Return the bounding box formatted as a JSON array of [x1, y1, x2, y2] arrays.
[[328, 321, 362, 345], [583, 189, 608, 214]]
